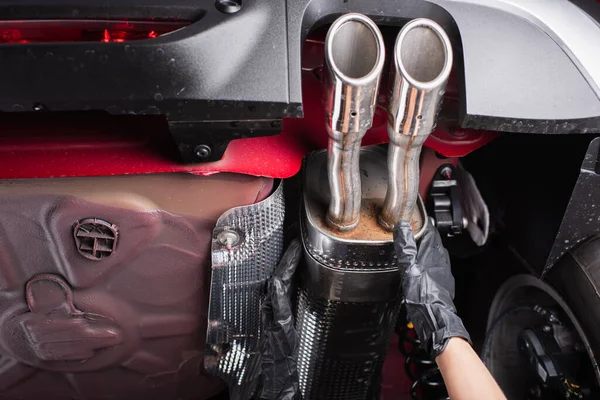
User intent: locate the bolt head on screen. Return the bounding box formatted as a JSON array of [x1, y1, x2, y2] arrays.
[[440, 166, 453, 179], [194, 145, 212, 160], [217, 229, 240, 247], [215, 0, 242, 13]]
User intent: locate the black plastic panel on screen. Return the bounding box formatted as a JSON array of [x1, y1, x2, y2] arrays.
[[545, 137, 600, 274], [0, 0, 598, 142]]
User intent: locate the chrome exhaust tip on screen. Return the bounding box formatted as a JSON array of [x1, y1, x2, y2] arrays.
[[379, 19, 453, 231], [324, 13, 385, 232]]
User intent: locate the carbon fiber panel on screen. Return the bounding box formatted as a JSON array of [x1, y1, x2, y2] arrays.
[[205, 181, 285, 390]]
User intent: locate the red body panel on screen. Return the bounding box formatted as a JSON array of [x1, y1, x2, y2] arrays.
[[0, 40, 497, 180]]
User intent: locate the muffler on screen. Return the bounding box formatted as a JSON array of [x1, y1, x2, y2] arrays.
[[297, 146, 427, 400], [379, 19, 453, 230], [323, 13, 385, 232], [296, 16, 453, 400]]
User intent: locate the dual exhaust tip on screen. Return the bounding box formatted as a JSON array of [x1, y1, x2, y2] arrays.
[[324, 14, 453, 232]]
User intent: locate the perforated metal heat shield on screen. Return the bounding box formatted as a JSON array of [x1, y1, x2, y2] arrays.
[[205, 181, 285, 395], [296, 287, 401, 399]]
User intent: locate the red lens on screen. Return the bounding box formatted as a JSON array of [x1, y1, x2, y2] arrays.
[[0, 20, 190, 44]]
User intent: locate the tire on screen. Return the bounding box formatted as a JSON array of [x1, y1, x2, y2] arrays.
[[546, 235, 600, 373], [483, 272, 600, 399]]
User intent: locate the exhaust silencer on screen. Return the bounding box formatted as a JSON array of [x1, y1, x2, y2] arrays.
[[323, 13, 385, 231], [296, 16, 451, 399], [297, 147, 427, 400], [379, 19, 453, 230]]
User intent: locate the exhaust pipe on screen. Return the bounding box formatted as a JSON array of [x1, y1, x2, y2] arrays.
[[379, 19, 453, 230], [324, 13, 385, 231], [296, 15, 437, 400]]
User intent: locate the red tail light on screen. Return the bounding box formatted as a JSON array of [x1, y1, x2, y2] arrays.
[[0, 20, 190, 44]]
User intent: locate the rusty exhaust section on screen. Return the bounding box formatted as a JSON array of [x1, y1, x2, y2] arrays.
[[379, 19, 453, 230], [323, 13, 385, 232]]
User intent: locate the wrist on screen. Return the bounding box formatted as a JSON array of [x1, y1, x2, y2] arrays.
[[435, 337, 470, 362], [406, 304, 471, 359]]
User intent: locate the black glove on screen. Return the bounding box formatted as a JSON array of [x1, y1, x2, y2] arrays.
[[257, 239, 302, 400], [394, 221, 471, 359]]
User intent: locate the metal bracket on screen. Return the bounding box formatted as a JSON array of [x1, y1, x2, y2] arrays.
[[428, 164, 466, 237], [169, 119, 281, 163]]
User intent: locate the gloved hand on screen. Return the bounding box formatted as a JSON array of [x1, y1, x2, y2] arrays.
[[394, 221, 471, 359], [258, 239, 302, 400]]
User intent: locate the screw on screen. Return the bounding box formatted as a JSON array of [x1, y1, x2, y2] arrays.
[[217, 229, 240, 248], [33, 103, 46, 112], [215, 0, 242, 14], [440, 166, 453, 179], [543, 325, 552, 333], [194, 145, 212, 160]]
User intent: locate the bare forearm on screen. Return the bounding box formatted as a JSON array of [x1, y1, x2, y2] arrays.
[[436, 338, 506, 400]]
